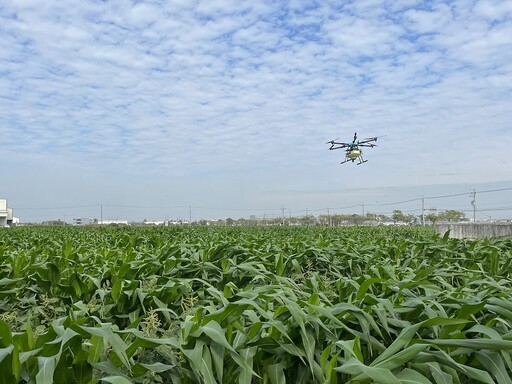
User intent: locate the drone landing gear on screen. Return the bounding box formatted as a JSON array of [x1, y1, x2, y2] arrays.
[[357, 159, 368, 165]]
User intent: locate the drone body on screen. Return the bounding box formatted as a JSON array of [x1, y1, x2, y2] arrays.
[[326, 132, 378, 165]]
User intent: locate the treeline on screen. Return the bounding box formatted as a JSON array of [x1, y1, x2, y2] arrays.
[[208, 209, 466, 226]]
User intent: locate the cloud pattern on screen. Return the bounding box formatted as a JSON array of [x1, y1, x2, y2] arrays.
[[1, 0, 512, 219]]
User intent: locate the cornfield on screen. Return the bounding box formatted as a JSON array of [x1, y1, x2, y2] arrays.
[[1, 225, 512, 383]]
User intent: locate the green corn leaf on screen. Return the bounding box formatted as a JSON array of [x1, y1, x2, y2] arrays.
[[203, 303, 250, 326], [0, 278, 20, 286], [183, 341, 210, 384], [326, 351, 340, 384], [371, 323, 422, 367], [72, 349, 92, 384], [320, 344, 334, 370], [336, 357, 400, 384], [100, 376, 132, 384], [0, 345, 16, 384], [11, 343, 20, 382], [36, 356, 56, 384], [301, 328, 317, 377], [277, 342, 306, 361], [373, 344, 429, 371], [131, 362, 174, 377], [19, 347, 43, 365], [336, 339, 362, 362], [419, 349, 495, 384], [80, 325, 130, 369], [92, 360, 125, 377], [475, 351, 512, 384], [238, 347, 257, 384], [466, 324, 502, 340], [199, 320, 235, 352], [268, 362, 286, 384], [210, 342, 224, 383], [246, 322, 263, 341], [0, 320, 12, 347], [356, 277, 384, 300], [87, 334, 104, 364], [111, 279, 123, 302], [275, 253, 284, 276], [47, 263, 61, 285], [428, 338, 512, 350], [0, 345, 14, 364], [425, 362, 453, 384], [199, 344, 217, 384], [396, 368, 433, 384]]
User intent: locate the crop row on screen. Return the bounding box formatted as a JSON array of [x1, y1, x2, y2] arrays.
[[0, 226, 511, 383]]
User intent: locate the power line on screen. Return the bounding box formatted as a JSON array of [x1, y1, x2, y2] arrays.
[[424, 191, 471, 200], [15, 204, 99, 211], [13, 186, 512, 221], [365, 197, 422, 206], [477, 187, 512, 194]]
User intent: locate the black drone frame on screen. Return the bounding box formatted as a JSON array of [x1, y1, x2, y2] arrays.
[[326, 132, 378, 165]]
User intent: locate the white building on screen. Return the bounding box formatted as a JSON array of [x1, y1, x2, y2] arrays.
[[73, 217, 98, 226], [98, 220, 129, 225], [0, 198, 14, 227]]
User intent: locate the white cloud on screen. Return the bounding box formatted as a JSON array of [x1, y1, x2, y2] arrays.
[[473, 0, 512, 20], [403, 3, 454, 34], [1, 0, 511, 221]]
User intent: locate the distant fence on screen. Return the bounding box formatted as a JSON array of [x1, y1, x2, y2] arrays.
[[434, 223, 512, 239]]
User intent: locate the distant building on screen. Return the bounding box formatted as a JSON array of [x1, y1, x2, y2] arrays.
[[144, 220, 166, 226], [0, 198, 15, 227], [73, 217, 98, 226], [98, 220, 129, 226]]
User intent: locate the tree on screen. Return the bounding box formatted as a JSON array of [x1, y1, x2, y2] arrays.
[[392, 210, 414, 224], [392, 210, 406, 223], [366, 212, 378, 223], [439, 210, 465, 222], [346, 214, 364, 225], [425, 213, 440, 224]]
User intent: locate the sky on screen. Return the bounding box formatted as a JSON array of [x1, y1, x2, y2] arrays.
[[1, 0, 512, 222]]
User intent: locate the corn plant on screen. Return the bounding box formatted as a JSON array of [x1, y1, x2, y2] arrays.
[[0, 226, 511, 383]]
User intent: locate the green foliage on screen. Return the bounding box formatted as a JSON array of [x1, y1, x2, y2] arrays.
[[427, 210, 466, 224], [0, 226, 511, 382]]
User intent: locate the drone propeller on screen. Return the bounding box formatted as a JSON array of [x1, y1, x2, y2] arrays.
[[325, 138, 339, 144], [363, 135, 386, 141]]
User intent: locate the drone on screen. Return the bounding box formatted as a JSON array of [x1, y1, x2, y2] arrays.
[[326, 132, 378, 165]]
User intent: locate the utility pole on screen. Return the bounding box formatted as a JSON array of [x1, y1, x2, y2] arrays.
[[281, 207, 285, 226], [189, 206, 192, 224], [421, 196, 425, 226], [327, 208, 331, 227], [100, 204, 103, 225], [471, 190, 476, 223], [362, 203, 365, 218]]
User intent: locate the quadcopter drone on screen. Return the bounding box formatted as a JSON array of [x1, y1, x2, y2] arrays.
[[326, 132, 378, 165]]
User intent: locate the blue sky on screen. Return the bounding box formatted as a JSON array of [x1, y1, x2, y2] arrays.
[[1, 0, 512, 222]]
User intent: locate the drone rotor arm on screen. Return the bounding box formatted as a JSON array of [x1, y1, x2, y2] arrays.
[[326, 139, 350, 149], [329, 140, 350, 146], [359, 138, 378, 144], [329, 143, 350, 150], [358, 143, 377, 148]]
